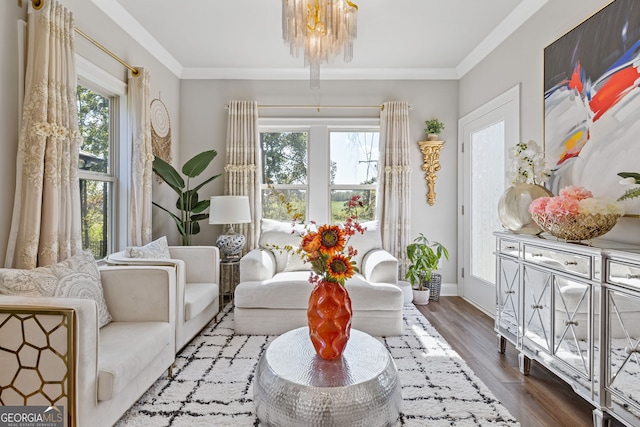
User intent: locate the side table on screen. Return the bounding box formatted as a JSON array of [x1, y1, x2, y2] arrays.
[[254, 327, 401, 426], [219, 259, 240, 311]]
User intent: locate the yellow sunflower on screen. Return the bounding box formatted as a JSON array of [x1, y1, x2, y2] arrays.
[[317, 225, 346, 255], [326, 254, 354, 281]]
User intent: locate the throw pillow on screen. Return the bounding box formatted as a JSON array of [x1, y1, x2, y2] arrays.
[[125, 236, 171, 259], [283, 248, 313, 272], [259, 219, 309, 272], [347, 220, 383, 267], [0, 250, 113, 328]]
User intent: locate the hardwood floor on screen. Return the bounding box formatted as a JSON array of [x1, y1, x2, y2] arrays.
[[414, 297, 618, 427]]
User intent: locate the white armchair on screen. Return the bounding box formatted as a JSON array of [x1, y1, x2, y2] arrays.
[[234, 219, 404, 336], [107, 246, 220, 351], [0, 265, 176, 427]]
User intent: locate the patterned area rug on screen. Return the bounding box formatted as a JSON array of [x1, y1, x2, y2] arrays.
[[116, 305, 519, 426]]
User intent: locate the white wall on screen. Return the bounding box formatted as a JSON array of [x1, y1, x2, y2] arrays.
[[180, 79, 460, 283], [460, 0, 639, 245]]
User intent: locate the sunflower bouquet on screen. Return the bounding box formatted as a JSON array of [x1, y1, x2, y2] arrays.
[[291, 195, 366, 286]]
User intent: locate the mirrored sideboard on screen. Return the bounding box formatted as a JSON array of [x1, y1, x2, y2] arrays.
[[494, 231, 640, 427]]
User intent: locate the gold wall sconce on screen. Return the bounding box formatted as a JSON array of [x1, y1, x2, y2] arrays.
[[418, 140, 445, 206]]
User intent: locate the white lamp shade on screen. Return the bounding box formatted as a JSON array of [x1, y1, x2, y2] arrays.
[[209, 196, 252, 224]]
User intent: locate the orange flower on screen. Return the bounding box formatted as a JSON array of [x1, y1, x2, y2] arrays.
[[317, 225, 346, 255], [301, 232, 321, 253], [326, 254, 354, 281]]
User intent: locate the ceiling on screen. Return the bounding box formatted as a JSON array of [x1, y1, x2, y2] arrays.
[[92, 0, 549, 80]]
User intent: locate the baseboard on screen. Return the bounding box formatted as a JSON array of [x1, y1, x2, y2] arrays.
[[439, 282, 458, 297]]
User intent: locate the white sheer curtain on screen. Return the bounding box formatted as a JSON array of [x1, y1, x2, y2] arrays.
[[5, 1, 82, 269], [224, 100, 260, 250], [128, 68, 153, 246], [378, 101, 412, 278]]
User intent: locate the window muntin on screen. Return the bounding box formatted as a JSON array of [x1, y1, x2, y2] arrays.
[[77, 84, 116, 259]]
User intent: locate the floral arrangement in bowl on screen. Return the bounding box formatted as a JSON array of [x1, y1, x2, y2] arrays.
[[507, 140, 550, 185], [528, 186, 624, 241]]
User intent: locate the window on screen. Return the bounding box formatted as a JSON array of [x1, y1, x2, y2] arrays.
[[259, 119, 380, 224], [329, 131, 379, 223], [77, 84, 115, 259], [261, 131, 308, 222]]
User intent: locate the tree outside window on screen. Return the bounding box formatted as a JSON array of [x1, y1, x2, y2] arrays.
[[77, 85, 113, 259]]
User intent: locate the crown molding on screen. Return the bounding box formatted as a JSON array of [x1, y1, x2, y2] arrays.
[[92, 0, 547, 82], [456, 0, 549, 77], [180, 67, 460, 80], [91, 0, 183, 78]]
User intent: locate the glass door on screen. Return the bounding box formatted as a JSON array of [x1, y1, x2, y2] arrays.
[[459, 85, 519, 314]]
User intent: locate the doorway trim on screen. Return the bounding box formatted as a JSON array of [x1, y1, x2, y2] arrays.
[[457, 84, 520, 315]]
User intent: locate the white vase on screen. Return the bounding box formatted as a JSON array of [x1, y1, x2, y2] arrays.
[[497, 183, 553, 234], [412, 289, 430, 305]]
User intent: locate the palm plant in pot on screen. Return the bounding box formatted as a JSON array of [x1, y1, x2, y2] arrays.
[[152, 150, 221, 246], [405, 233, 449, 305]]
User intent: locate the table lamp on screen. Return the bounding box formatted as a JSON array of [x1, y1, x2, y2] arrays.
[[209, 195, 252, 261]]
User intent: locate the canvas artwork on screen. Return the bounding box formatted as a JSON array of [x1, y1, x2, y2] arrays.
[[544, 0, 640, 213]]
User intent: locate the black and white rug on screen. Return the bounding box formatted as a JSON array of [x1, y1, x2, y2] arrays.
[[116, 305, 519, 426]]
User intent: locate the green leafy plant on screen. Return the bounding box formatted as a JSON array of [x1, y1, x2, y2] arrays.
[[617, 172, 640, 201], [405, 233, 449, 290], [152, 151, 222, 246], [424, 118, 445, 135]]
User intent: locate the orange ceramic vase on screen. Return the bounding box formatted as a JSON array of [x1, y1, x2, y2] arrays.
[[307, 280, 353, 360]]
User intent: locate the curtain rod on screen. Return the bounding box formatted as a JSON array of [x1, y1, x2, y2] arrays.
[[74, 27, 140, 76], [225, 104, 388, 112], [22, 0, 140, 76]]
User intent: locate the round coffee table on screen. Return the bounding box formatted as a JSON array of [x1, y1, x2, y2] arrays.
[[253, 327, 401, 427]]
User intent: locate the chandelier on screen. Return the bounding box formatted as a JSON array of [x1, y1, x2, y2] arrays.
[[282, 0, 358, 88]]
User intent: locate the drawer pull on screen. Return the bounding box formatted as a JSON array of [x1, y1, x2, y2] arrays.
[[531, 304, 544, 310], [532, 253, 543, 257], [564, 261, 578, 266], [504, 290, 516, 294], [564, 320, 579, 326], [625, 347, 640, 354], [626, 273, 640, 279], [505, 245, 516, 250]]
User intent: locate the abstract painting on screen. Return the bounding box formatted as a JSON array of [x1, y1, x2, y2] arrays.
[[544, 0, 640, 213]]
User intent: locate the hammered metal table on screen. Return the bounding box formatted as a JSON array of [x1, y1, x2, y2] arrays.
[[253, 327, 401, 427]]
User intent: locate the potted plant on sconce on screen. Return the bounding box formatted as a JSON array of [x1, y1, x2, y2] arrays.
[[425, 118, 445, 141], [405, 233, 449, 305]]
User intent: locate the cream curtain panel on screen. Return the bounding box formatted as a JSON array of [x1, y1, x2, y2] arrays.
[[5, 1, 82, 269], [224, 100, 260, 250], [378, 101, 412, 279], [128, 68, 153, 246]]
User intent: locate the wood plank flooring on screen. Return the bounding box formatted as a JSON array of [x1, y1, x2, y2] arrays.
[[414, 297, 619, 427]]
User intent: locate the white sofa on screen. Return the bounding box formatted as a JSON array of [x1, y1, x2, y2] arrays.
[[107, 246, 220, 351], [234, 219, 405, 336], [0, 265, 176, 427]]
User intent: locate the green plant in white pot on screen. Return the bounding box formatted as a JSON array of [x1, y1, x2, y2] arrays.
[[424, 118, 445, 141], [405, 233, 449, 305]]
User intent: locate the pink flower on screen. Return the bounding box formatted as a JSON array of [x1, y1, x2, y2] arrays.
[[544, 195, 580, 218], [529, 197, 550, 214], [559, 185, 593, 201]]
